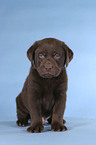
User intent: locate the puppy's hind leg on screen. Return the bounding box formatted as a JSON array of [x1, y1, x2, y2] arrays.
[[16, 94, 29, 127]]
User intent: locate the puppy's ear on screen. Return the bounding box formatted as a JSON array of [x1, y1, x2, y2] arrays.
[[27, 41, 38, 64], [62, 42, 73, 67]]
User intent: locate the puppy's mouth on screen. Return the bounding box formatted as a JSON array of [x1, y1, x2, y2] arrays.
[[37, 70, 61, 78], [42, 73, 54, 78]]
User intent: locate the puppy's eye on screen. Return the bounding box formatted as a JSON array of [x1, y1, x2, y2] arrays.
[[39, 54, 45, 59], [54, 54, 60, 59]]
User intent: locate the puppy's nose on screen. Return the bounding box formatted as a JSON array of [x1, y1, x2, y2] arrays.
[[45, 63, 53, 70]]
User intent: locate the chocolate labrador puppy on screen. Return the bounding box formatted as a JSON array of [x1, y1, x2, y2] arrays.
[[16, 38, 73, 133]]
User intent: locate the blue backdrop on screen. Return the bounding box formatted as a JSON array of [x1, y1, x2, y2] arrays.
[[0, 0, 96, 120]]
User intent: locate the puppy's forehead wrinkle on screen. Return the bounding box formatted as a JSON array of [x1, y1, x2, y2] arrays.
[[36, 44, 63, 55]]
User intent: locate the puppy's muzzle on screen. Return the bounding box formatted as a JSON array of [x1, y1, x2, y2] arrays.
[[37, 60, 61, 78], [44, 62, 53, 72]]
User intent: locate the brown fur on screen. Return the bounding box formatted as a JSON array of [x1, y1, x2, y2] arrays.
[[16, 38, 73, 133]]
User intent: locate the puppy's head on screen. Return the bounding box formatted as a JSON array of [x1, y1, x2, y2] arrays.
[[27, 38, 73, 78]]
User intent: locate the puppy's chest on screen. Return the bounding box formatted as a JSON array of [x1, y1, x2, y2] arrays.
[[41, 90, 55, 115]]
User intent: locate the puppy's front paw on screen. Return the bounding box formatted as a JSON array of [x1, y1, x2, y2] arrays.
[[16, 119, 28, 127], [27, 124, 44, 133], [51, 122, 67, 131]]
